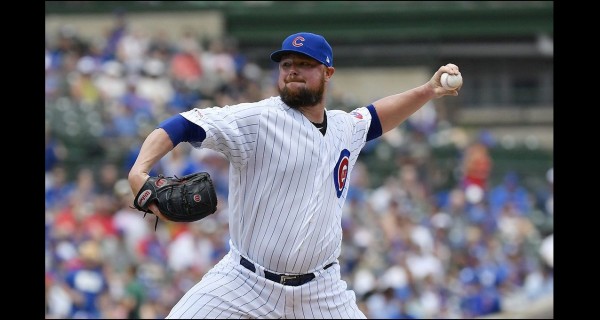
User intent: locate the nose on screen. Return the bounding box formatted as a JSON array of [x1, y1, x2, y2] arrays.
[[286, 69, 299, 81]]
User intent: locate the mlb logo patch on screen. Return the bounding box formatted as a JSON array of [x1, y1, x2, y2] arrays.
[[193, 109, 205, 120]]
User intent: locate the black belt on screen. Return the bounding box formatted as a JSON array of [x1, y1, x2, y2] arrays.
[[240, 256, 334, 286]]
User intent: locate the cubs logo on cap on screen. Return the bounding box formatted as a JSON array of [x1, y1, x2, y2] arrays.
[[270, 32, 333, 67]]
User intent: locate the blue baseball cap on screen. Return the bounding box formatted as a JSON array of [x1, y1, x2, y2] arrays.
[[270, 32, 333, 67]]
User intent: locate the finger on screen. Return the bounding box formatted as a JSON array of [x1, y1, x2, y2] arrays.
[[444, 63, 460, 75]]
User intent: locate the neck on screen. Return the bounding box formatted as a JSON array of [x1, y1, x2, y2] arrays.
[[298, 105, 326, 123]]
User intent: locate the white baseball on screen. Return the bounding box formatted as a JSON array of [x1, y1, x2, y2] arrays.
[[440, 72, 462, 90]]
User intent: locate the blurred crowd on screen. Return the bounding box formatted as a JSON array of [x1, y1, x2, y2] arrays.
[[45, 13, 554, 319]]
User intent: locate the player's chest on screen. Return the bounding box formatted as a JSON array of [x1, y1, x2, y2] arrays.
[[256, 127, 350, 174]]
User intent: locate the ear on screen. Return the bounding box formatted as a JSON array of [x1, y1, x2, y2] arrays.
[[324, 66, 335, 81]]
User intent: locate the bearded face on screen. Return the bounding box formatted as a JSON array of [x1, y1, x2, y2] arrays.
[[279, 81, 325, 109], [279, 74, 326, 109]]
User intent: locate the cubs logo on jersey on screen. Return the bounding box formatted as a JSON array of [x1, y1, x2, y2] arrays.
[[333, 149, 350, 198]]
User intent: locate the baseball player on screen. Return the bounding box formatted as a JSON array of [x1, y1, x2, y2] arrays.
[[129, 32, 461, 319]]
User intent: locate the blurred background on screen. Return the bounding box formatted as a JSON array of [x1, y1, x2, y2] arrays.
[[45, 1, 553, 319]]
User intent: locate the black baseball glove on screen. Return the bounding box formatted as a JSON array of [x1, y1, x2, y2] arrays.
[[133, 172, 218, 228]]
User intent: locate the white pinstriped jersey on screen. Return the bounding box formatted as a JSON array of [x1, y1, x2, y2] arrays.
[[180, 96, 373, 275]]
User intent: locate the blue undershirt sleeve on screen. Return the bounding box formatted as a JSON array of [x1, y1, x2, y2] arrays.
[[366, 104, 382, 141], [158, 114, 206, 146]]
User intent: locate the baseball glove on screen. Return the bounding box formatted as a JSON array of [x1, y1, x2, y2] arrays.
[[133, 172, 218, 228]]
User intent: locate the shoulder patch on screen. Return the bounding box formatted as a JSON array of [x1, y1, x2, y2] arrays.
[[350, 111, 363, 119]]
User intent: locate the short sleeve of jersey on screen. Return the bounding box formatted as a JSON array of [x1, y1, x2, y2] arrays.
[[180, 101, 265, 169], [347, 104, 382, 143]]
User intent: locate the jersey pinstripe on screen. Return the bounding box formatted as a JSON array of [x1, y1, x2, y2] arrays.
[[166, 249, 365, 319], [180, 96, 372, 275]]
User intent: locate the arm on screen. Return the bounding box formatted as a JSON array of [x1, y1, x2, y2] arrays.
[[129, 114, 208, 221], [128, 128, 175, 220], [373, 63, 461, 134]]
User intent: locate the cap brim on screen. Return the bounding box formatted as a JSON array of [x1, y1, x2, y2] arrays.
[[270, 49, 321, 65]]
